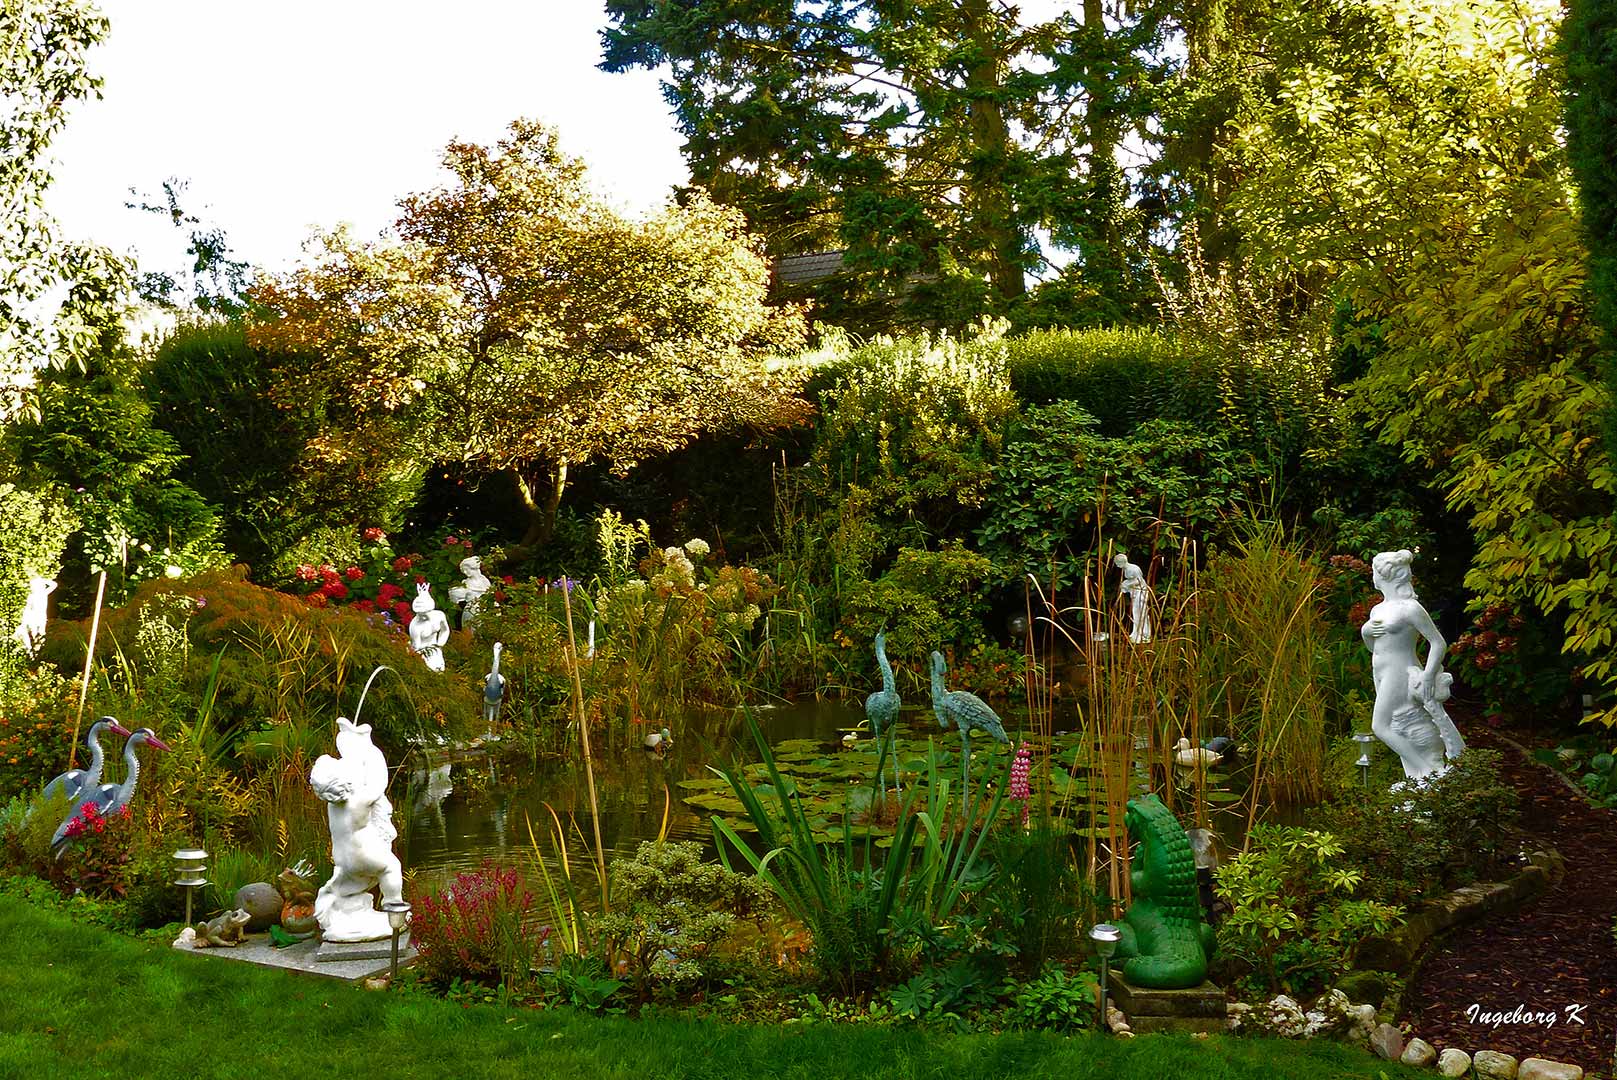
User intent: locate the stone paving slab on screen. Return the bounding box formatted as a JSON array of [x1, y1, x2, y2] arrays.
[[171, 931, 415, 982]]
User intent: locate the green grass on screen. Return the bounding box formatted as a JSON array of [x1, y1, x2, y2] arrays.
[[0, 900, 1422, 1080]]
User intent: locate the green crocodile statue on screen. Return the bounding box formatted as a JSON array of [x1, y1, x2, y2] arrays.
[[1112, 794, 1216, 989]]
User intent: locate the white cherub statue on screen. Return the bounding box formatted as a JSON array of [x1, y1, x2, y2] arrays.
[[408, 582, 451, 673], [310, 717, 404, 942], [447, 555, 492, 630]]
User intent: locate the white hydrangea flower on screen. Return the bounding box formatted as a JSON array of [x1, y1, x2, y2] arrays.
[[683, 538, 711, 559]]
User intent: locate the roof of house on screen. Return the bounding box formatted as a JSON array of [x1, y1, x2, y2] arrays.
[[773, 250, 846, 285]]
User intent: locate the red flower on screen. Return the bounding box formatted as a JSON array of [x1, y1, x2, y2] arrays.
[[362, 527, 387, 543], [344, 566, 364, 581], [414, 574, 427, 584], [294, 563, 318, 582], [392, 600, 412, 623], [501, 575, 514, 585], [445, 536, 460, 547], [393, 556, 413, 572], [494, 589, 508, 603], [377, 583, 403, 603], [353, 599, 375, 613], [321, 581, 349, 601]]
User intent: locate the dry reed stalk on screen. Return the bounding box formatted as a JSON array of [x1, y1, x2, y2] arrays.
[[562, 584, 609, 909]]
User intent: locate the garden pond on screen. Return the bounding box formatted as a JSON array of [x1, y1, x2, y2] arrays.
[[400, 699, 1266, 887]]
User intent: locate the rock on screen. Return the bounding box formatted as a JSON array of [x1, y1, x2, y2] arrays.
[[1402, 1038, 1437, 1067], [1370, 1023, 1406, 1061], [1437, 1049, 1472, 1077], [1518, 1058, 1584, 1080], [172, 926, 196, 948], [1334, 970, 1388, 1008], [1248, 994, 1308, 1038], [234, 881, 283, 931], [362, 976, 390, 991], [1474, 1050, 1520, 1080]]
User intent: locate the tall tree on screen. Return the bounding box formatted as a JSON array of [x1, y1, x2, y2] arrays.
[[1565, 0, 1617, 463], [249, 120, 809, 553], [0, 0, 119, 422], [1225, 0, 1616, 722], [600, 0, 1169, 328]]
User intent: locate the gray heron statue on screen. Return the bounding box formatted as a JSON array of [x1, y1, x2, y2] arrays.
[[928, 650, 1008, 793]]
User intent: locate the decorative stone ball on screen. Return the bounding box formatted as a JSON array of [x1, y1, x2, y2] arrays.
[[281, 900, 318, 936], [234, 882, 284, 931]]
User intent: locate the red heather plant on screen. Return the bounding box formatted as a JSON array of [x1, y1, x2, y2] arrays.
[[411, 860, 541, 988], [56, 803, 136, 899]]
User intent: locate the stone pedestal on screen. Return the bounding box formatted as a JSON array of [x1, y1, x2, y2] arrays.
[[315, 931, 412, 964], [1110, 975, 1229, 1034]]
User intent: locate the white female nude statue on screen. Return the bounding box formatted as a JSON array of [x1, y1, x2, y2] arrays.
[[1114, 553, 1153, 644], [1361, 549, 1465, 786], [309, 717, 405, 942]]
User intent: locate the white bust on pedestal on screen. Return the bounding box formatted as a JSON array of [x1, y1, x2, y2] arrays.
[[310, 717, 405, 942]]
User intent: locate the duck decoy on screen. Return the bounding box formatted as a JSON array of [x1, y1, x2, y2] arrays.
[[643, 727, 672, 755]]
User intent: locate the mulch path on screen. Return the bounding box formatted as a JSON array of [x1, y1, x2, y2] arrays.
[[1403, 724, 1617, 1078]]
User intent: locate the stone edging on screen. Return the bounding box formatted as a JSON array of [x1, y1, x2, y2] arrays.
[[1351, 850, 1565, 976]]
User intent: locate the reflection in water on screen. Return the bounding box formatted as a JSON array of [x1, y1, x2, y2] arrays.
[[402, 701, 866, 882], [400, 700, 1278, 889]]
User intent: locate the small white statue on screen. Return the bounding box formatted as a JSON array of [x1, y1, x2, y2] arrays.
[[310, 717, 405, 942], [10, 576, 56, 654], [408, 582, 451, 672], [1114, 553, 1153, 644], [446, 555, 492, 630], [1361, 549, 1465, 786]]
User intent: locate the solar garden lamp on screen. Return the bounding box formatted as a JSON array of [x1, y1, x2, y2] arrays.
[[1353, 732, 1377, 790], [383, 900, 412, 981], [172, 848, 208, 927], [1090, 922, 1122, 1030]]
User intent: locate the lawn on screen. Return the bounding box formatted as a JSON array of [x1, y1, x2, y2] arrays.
[[0, 901, 1424, 1080]]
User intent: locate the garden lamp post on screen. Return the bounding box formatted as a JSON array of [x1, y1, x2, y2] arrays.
[[172, 848, 208, 927], [383, 900, 412, 982], [1090, 922, 1121, 1030], [1353, 732, 1377, 790]]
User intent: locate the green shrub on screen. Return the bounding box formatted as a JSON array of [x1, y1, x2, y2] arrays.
[[143, 321, 424, 575], [840, 543, 998, 673], [977, 403, 1266, 581], [1004, 965, 1100, 1032], [36, 569, 482, 760], [591, 840, 770, 1000], [1004, 327, 1205, 434], [1312, 749, 1521, 907], [1214, 824, 1403, 998], [982, 823, 1086, 973]]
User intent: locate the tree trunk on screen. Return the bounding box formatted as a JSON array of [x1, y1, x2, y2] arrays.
[[962, 0, 1025, 302], [508, 461, 567, 559]]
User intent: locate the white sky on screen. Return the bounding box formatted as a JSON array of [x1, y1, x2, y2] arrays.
[[45, 1, 692, 277], [44, 1, 1090, 286]]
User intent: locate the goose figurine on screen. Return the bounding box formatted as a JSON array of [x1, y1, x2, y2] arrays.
[[52, 727, 171, 855], [35, 717, 131, 813], [1173, 737, 1223, 769], [643, 727, 672, 755]]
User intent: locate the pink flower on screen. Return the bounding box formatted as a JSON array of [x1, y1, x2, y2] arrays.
[[295, 564, 318, 582], [321, 581, 349, 601], [445, 536, 460, 547], [344, 566, 365, 581]]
